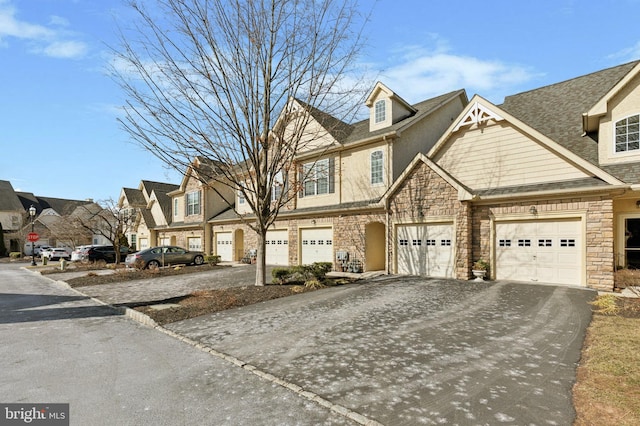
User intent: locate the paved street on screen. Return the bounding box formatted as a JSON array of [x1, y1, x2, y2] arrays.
[[0, 264, 351, 425], [0, 263, 597, 425]]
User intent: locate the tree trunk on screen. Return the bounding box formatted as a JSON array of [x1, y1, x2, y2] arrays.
[[255, 230, 267, 286]]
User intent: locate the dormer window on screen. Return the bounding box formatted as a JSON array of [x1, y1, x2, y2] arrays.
[[615, 114, 640, 152], [374, 99, 386, 123]]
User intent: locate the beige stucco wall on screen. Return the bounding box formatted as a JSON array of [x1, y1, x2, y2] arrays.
[[598, 71, 640, 165], [341, 140, 390, 202], [392, 97, 465, 181]]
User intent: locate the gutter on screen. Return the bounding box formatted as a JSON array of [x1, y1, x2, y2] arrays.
[[472, 184, 629, 204]]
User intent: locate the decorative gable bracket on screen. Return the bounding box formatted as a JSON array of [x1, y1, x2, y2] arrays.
[[453, 101, 504, 132]]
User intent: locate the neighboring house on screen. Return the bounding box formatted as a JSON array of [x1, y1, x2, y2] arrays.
[[16, 193, 96, 249], [383, 60, 640, 291], [118, 180, 179, 250], [0, 180, 26, 253], [162, 158, 234, 254], [209, 84, 468, 268]]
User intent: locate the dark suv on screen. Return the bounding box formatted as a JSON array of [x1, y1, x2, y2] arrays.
[[85, 245, 129, 263]]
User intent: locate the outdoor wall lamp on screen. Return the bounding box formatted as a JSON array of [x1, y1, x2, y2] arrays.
[[636, 200, 640, 209], [529, 206, 538, 215]]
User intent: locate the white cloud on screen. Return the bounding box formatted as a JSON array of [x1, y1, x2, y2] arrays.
[[0, 1, 87, 59], [41, 40, 88, 58], [374, 45, 538, 104], [608, 41, 640, 64]]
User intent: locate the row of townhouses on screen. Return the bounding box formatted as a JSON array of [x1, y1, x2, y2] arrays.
[[116, 60, 640, 292]]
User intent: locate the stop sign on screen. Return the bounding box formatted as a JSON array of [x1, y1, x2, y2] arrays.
[[27, 232, 39, 242]]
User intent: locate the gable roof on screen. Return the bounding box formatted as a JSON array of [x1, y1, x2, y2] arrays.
[[121, 188, 146, 206], [499, 61, 639, 169], [344, 89, 467, 146], [16, 192, 93, 216], [0, 180, 24, 211]]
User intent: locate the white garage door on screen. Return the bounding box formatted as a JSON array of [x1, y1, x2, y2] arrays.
[[496, 219, 582, 286], [300, 228, 333, 264], [215, 232, 233, 261], [266, 230, 289, 266], [396, 223, 454, 278]]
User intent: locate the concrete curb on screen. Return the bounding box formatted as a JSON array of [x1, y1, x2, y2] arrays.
[[28, 268, 382, 426]]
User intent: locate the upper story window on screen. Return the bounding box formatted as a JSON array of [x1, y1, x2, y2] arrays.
[[174, 198, 178, 216], [238, 183, 246, 205], [374, 100, 386, 123], [185, 191, 201, 216], [370, 150, 383, 185], [271, 171, 286, 202], [615, 114, 640, 153], [300, 158, 334, 197]]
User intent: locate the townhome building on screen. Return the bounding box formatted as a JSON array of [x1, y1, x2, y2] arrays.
[[118, 180, 179, 251], [0, 180, 25, 253], [384, 60, 640, 291], [209, 83, 468, 270]]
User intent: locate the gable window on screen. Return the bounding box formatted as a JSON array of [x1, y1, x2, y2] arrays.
[[238, 185, 246, 205], [370, 150, 383, 185], [615, 114, 640, 152], [300, 158, 335, 197], [185, 191, 201, 216], [374, 99, 386, 123], [173, 199, 178, 217]]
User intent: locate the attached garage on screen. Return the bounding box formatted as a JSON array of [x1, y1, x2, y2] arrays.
[[495, 219, 582, 286], [300, 227, 333, 264], [215, 231, 233, 261], [266, 229, 289, 266], [396, 223, 454, 278]]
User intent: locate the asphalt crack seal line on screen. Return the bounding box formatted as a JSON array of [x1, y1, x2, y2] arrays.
[[32, 270, 382, 426]]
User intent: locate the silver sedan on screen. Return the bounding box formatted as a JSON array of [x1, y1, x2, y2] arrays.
[[125, 246, 205, 269]]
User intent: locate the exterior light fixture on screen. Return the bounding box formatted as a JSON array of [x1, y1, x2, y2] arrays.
[[529, 206, 537, 215], [29, 205, 36, 266]]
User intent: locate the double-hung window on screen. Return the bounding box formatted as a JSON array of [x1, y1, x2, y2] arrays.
[[371, 150, 383, 185], [303, 159, 329, 196], [185, 191, 201, 216], [615, 114, 640, 153], [271, 171, 285, 202], [374, 100, 386, 123], [173, 198, 178, 217]]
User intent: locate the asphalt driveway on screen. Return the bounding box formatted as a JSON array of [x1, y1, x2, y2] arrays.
[[164, 276, 596, 425]]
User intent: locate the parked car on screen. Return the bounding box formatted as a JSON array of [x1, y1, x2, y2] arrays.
[[39, 247, 53, 259], [44, 248, 71, 261], [85, 245, 130, 263], [71, 245, 94, 262], [33, 245, 52, 257], [125, 246, 205, 269]]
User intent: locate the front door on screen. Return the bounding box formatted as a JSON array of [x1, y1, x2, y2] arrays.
[[624, 218, 640, 268]]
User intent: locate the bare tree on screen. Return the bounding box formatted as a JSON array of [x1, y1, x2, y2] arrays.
[[73, 200, 136, 264], [112, 0, 370, 285]]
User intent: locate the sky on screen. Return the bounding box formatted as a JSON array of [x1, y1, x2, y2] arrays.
[[2, 0, 640, 203]]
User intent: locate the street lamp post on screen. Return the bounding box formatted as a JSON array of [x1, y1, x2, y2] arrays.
[[29, 205, 36, 266]]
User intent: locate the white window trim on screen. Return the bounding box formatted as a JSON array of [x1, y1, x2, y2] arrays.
[[174, 198, 178, 216], [374, 99, 386, 123], [186, 191, 201, 216], [303, 159, 330, 197], [370, 150, 384, 185], [613, 113, 640, 154]]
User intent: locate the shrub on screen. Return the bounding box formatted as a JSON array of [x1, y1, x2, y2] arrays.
[[473, 259, 490, 271], [614, 268, 640, 289], [310, 262, 332, 280], [272, 267, 292, 284], [204, 255, 221, 266], [9, 252, 22, 259], [304, 279, 325, 290]]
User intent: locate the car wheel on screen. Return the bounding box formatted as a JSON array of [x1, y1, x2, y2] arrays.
[[147, 260, 160, 269], [194, 255, 204, 265]]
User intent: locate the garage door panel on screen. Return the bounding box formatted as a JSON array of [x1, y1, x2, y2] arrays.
[[397, 224, 453, 278], [301, 228, 333, 264], [266, 230, 289, 266], [215, 232, 233, 262], [496, 220, 582, 286]]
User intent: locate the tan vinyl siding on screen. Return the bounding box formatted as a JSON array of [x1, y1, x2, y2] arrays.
[[434, 122, 590, 189]]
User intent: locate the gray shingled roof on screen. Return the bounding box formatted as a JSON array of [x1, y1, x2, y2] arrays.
[[500, 61, 640, 183], [475, 177, 611, 197], [0, 180, 24, 211], [122, 188, 146, 206]]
